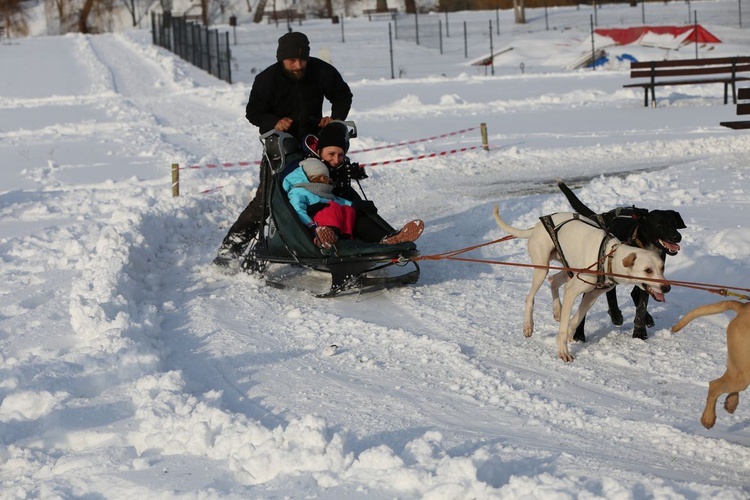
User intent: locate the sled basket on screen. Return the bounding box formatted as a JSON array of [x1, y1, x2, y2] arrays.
[[243, 128, 420, 297]]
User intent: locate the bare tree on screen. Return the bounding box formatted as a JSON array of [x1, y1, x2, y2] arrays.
[[2, 0, 32, 36], [253, 0, 267, 22], [121, 0, 157, 27], [513, 0, 525, 23]]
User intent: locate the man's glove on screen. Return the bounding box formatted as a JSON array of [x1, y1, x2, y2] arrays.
[[313, 226, 338, 249], [352, 200, 378, 215]]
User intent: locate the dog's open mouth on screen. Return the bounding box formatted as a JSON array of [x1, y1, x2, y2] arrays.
[[659, 239, 680, 255], [645, 284, 666, 302]]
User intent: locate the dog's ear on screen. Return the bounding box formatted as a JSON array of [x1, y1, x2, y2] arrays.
[[672, 211, 687, 229], [631, 207, 649, 220], [622, 252, 637, 268]]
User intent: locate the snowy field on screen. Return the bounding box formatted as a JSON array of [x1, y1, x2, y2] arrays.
[[1, 1, 750, 497]]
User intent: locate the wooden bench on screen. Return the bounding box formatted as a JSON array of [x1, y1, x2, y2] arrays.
[[720, 87, 750, 129], [266, 9, 305, 23], [624, 56, 750, 107], [363, 8, 397, 20]]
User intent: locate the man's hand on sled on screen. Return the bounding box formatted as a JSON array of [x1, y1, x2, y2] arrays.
[[274, 117, 293, 132]]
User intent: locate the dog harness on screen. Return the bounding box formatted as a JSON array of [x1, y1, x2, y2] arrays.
[[540, 214, 618, 288], [589, 206, 646, 247]]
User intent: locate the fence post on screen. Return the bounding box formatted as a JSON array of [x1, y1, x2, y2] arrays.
[[226, 32, 232, 84], [389, 23, 395, 79], [489, 20, 494, 76], [694, 12, 699, 58], [172, 163, 180, 197], [206, 26, 212, 76], [463, 21, 467, 59], [415, 11, 419, 45], [590, 15, 596, 71], [439, 19, 443, 55], [481, 123, 489, 151], [151, 12, 157, 45]]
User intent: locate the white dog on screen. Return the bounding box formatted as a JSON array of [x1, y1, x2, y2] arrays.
[[494, 206, 670, 362]]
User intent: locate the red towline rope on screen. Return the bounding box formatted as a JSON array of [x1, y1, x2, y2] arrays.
[[409, 241, 750, 300]]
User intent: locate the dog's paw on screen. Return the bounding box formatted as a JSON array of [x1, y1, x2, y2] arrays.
[[645, 313, 655, 328], [632, 328, 648, 340], [558, 350, 575, 362], [701, 413, 716, 429], [552, 304, 561, 322], [557, 338, 575, 362], [724, 393, 739, 414], [523, 323, 534, 337], [609, 310, 624, 326]]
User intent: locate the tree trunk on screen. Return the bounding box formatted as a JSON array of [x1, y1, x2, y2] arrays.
[[513, 0, 526, 24], [375, 0, 388, 12], [78, 0, 95, 33], [404, 0, 416, 14], [253, 0, 266, 23]]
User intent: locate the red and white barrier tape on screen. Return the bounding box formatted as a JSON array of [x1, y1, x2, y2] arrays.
[[180, 126, 482, 171], [359, 145, 486, 167], [194, 144, 489, 195], [183, 161, 259, 170], [348, 126, 479, 154]]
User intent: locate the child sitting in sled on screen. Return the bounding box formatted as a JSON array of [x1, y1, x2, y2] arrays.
[[284, 158, 424, 249]]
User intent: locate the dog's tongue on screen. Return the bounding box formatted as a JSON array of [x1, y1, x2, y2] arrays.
[[660, 240, 680, 253], [648, 287, 666, 302]]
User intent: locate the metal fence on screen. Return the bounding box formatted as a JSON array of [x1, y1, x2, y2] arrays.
[[395, 1, 750, 53], [151, 12, 233, 84]]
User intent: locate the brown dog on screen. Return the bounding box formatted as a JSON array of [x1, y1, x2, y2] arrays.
[[671, 300, 750, 429]]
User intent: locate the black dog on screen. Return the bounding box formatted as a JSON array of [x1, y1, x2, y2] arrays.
[[557, 179, 686, 341]]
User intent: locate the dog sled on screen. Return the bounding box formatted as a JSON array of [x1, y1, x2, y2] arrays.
[[241, 124, 420, 297]]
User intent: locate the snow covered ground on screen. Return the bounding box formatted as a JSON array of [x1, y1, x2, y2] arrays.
[[1, 2, 750, 497]]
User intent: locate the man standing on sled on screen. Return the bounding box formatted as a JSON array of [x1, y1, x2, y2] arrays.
[[213, 31, 353, 267]]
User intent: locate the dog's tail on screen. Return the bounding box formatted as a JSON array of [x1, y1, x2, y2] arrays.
[[556, 178, 596, 219], [671, 300, 746, 333], [493, 205, 535, 239]]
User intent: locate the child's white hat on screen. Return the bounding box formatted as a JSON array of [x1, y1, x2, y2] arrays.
[[300, 158, 329, 179]]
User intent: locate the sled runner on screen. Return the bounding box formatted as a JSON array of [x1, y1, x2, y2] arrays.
[[241, 124, 420, 297]]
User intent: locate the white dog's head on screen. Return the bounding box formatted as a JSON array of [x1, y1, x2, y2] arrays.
[[617, 247, 670, 302]]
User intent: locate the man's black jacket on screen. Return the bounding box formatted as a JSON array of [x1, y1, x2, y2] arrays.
[[245, 57, 353, 141]]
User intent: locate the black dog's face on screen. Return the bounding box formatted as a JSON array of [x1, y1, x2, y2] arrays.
[[640, 210, 686, 256]]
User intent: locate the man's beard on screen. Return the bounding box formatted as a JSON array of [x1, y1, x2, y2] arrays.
[[284, 66, 306, 81]]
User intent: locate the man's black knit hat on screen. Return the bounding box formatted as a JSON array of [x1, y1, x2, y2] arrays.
[[276, 32, 310, 62]]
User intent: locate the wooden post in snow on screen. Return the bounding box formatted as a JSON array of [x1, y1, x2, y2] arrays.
[[481, 123, 489, 151], [172, 163, 180, 197]]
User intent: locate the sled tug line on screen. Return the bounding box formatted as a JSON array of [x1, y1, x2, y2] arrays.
[[408, 237, 750, 302], [238, 228, 750, 299]]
